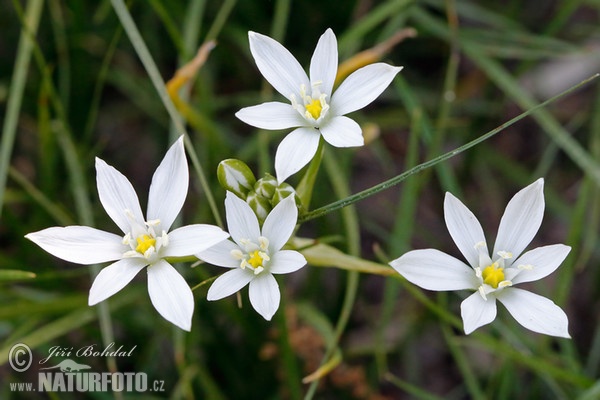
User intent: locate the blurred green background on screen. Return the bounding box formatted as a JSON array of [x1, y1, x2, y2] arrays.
[[1, 0, 600, 399]]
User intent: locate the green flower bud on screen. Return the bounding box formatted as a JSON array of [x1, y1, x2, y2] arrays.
[[217, 159, 256, 199], [271, 183, 298, 207], [246, 190, 271, 223], [254, 174, 278, 199]]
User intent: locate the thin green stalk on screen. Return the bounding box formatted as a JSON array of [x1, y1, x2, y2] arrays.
[[270, 0, 291, 40], [204, 0, 236, 41], [304, 151, 361, 400], [412, 8, 600, 186], [441, 324, 486, 400], [9, 167, 74, 226], [110, 0, 222, 227], [83, 24, 123, 141], [296, 138, 325, 209], [11, 0, 120, 381], [298, 73, 598, 223], [276, 295, 303, 400], [0, 0, 43, 218]]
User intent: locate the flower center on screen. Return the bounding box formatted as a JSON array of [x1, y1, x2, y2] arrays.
[[482, 263, 505, 288], [305, 99, 323, 119], [122, 216, 168, 261], [290, 82, 329, 123], [248, 250, 265, 269], [232, 236, 271, 275], [135, 234, 156, 254]]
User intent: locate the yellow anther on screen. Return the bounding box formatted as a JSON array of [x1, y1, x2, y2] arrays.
[[247, 250, 264, 269], [305, 99, 322, 119], [482, 263, 505, 289], [135, 234, 156, 254]]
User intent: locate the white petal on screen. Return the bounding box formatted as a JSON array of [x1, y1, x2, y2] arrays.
[[493, 178, 545, 258], [96, 157, 144, 234], [26, 226, 125, 265], [511, 244, 571, 284], [330, 63, 402, 116], [269, 250, 306, 274], [225, 192, 261, 245], [235, 102, 304, 130], [444, 192, 488, 268], [163, 224, 229, 257], [248, 31, 309, 99], [319, 116, 364, 148], [248, 273, 280, 320], [275, 127, 321, 183], [310, 28, 338, 96], [147, 136, 188, 232], [207, 268, 254, 300], [147, 259, 194, 331], [88, 258, 147, 305], [497, 288, 570, 338], [460, 292, 497, 334], [262, 195, 298, 251], [196, 240, 240, 268], [389, 249, 478, 291]]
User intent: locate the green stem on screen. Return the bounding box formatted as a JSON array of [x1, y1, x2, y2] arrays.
[[296, 138, 325, 209], [110, 0, 223, 228], [304, 150, 361, 400], [298, 73, 598, 223], [0, 0, 43, 219]]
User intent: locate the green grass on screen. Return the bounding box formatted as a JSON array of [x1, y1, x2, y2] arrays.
[[1, 0, 600, 399]]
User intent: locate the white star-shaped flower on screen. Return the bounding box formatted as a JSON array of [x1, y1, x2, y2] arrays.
[[197, 192, 306, 320], [390, 179, 571, 337], [235, 28, 402, 183], [25, 137, 229, 331]]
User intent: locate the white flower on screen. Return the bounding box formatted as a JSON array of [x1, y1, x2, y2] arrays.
[[235, 28, 402, 183], [25, 137, 229, 331], [196, 192, 306, 320], [390, 179, 571, 338]]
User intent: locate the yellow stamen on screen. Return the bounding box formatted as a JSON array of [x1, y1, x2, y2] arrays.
[[247, 250, 264, 269], [305, 99, 322, 119], [482, 263, 505, 288], [135, 234, 156, 254]]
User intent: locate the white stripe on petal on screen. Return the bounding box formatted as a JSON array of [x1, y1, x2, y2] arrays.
[[262, 195, 298, 252], [96, 157, 144, 234], [497, 287, 570, 338], [444, 192, 488, 268], [248, 273, 280, 321], [248, 31, 309, 100], [389, 249, 478, 291], [88, 257, 147, 305], [319, 116, 363, 148], [26, 226, 125, 265], [147, 259, 194, 331], [207, 268, 254, 300], [460, 291, 497, 334], [163, 224, 229, 257], [330, 63, 402, 116], [511, 244, 571, 285], [310, 28, 338, 97], [147, 136, 188, 232], [196, 240, 240, 268], [493, 178, 545, 259], [275, 127, 321, 183], [235, 102, 304, 130], [269, 250, 306, 274], [225, 192, 261, 246]]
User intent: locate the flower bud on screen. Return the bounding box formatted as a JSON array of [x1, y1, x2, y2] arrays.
[[254, 174, 278, 199], [271, 183, 298, 207], [246, 191, 271, 223], [217, 159, 256, 199]]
